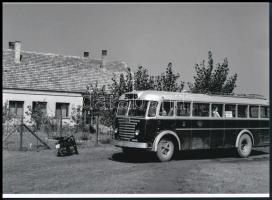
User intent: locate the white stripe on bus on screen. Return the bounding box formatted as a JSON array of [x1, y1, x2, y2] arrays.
[[176, 127, 269, 131]]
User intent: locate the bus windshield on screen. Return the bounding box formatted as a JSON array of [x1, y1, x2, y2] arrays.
[[128, 100, 148, 117], [116, 101, 129, 116]]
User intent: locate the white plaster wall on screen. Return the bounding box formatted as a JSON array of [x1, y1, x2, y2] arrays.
[[3, 89, 83, 123]]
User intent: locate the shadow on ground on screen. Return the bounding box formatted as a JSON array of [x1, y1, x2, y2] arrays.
[[110, 148, 269, 163]]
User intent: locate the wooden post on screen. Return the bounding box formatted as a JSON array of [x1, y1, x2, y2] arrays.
[[20, 116, 23, 151], [95, 115, 99, 146], [60, 110, 62, 137]]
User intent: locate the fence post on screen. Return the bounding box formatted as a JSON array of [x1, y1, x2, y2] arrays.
[[59, 112, 62, 137], [95, 115, 99, 146], [20, 116, 23, 151]]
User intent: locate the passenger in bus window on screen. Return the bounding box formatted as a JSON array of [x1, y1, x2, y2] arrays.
[[213, 106, 221, 117], [177, 103, 186, 116], [168, 106, 174, 116]]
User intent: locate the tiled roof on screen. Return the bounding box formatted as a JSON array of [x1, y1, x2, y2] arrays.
[[3, 49, 128, 93]]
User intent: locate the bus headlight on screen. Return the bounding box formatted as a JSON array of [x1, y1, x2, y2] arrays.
[[135, 129, 140, 136]]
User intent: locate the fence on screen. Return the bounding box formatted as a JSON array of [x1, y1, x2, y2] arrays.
[[2, 115, 114, 151]]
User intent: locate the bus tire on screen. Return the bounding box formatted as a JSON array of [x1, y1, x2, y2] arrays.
[[237, 134, 252, 158], [156, 138, 174, 162]]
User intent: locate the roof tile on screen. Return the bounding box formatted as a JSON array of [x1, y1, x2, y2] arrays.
[[3, 49, 128, 93]]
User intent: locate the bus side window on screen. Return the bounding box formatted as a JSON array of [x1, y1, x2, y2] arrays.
[[212, 104, 223, 117], [159, 101, 174, 116], [148, 101, 158, 117], [193, 103, 209, 117], [225, 104, 236, 118], [238, 105, 248, 118], [177, 102, 190, 116], [260, 106, 269, 118], [249, 105, 259, 118]]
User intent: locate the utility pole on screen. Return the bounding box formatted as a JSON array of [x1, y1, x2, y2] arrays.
[[95, 115, 99, 146]]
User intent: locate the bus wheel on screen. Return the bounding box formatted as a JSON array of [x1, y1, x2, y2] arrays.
[[156, 138, 174, 162], [237, 134, 252, 158]]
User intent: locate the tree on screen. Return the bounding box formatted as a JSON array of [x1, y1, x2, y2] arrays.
[[134, 66, 153, 90], [188, 51, 237, 94], [156, 62, 184, 92], [25, 103, 47, 131]]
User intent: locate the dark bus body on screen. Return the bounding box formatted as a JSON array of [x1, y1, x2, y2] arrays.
[[113, 91, 269, 161]]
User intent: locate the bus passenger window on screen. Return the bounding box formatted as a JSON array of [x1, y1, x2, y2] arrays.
[[176, 102, 190, 116], [249, 106, 259, 118], [193, 103, 209, 117], [225, 104, 236, 118], [260, 106, 269, 118], [238, 105, 248, 118], [212, 104, 223, 117], [148, 101, 158, 117], [159, 101, 174, 116]]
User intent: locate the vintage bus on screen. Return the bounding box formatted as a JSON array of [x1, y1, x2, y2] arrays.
[[113, 91, 269, 162]]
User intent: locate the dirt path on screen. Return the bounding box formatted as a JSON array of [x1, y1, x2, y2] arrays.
[[3, 145, 269, 194]]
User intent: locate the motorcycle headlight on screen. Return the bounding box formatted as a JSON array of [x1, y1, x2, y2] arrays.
[[114, 128, 118, 134], [135, 129, 140, 136]]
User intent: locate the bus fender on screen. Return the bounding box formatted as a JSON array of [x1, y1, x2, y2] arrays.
[[235, 129, 254, 148], [152, 130, 181, 152]]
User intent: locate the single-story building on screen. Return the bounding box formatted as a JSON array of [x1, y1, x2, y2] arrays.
[[3, 41, 128, 123]]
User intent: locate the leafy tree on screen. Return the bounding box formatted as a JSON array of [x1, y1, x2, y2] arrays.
[[25, 103, 47, 131], [188, 51, 237, 94], [134, 66, 153, 90], [156, 62, 184, 92], [2, 101, 12, 123]]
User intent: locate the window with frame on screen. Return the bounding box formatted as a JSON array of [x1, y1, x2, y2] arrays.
[[212, 104, 223, 117], [249, 106, 259, 118], [32, 102, 47, 116], [148, 101, 158, 117], [128, 100, 148, 117], [260, 106, 269, 118], [117, 101, 129, 116], [238, 105, 248, 118], [9, 101, 24, 116], [225, 104, 236, 118], [176, 101, 190, 116], [192, 103, 209, 117], [56, 103, 69, 118], [159, 101, 174, 116]]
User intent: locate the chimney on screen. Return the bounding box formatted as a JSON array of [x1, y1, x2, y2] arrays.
[[101, 50, 107, 66], [9, 41, 21, 63], [83, 51, 89, 58]]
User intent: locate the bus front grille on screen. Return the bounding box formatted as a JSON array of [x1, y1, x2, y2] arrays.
[[117, 118, 140, 140]]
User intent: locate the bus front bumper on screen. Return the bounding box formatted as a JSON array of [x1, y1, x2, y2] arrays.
[[113, 140, 149, 149]]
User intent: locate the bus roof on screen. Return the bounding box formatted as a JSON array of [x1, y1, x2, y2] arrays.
[[119, 90, 269, 105]]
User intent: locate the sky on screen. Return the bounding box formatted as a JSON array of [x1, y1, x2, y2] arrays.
[[3, 3, 269, 97]]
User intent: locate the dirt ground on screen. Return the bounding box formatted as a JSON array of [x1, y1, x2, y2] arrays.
[[2, 144, 270, 194]]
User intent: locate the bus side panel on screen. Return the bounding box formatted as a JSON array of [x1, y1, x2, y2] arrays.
[[224, 120, 238, 148], [175, 119, 192, 150], [144, 119, 159, 143], [251, 120, 270, 146], [210, 119, 225, 148], [191, 120, 210, 149], [145, 119, 177, 144]]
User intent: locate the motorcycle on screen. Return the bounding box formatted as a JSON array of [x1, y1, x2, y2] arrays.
[[55, 135, 79, 156]]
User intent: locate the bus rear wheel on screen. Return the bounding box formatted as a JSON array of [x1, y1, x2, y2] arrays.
[[156, 138, 174, 162], [237, 134, 252, 158]]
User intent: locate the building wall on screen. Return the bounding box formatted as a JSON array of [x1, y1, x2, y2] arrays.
[[3, 89, 83, 123]]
